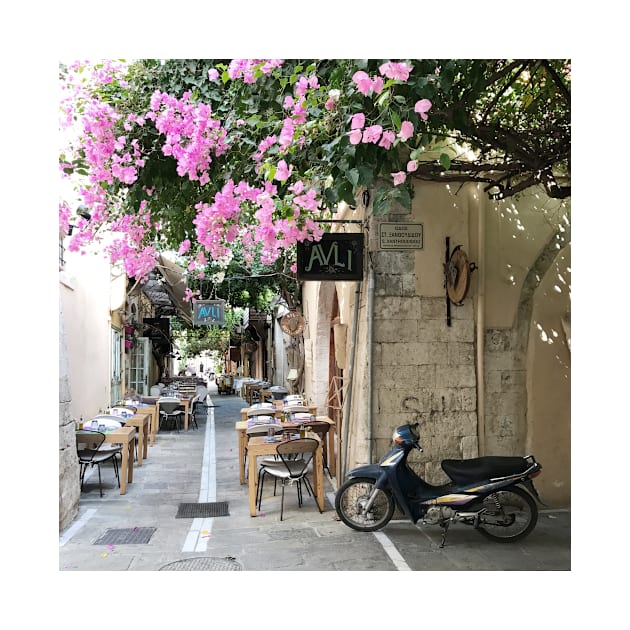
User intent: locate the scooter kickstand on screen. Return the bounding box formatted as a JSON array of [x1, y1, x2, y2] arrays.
[[439, 521, 450, 548]]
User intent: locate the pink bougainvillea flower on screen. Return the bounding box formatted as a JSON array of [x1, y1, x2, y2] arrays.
[[370, 76, 384, 94], [414, 98, 432, 120], [289, 180, 304, 195], [274, 159, 293, 181], [351, 113, 365, 130], [407, 160, 418, 172], [352, 70, 373, 96], [362, 125, 383, 144], [398, 120, 414, 141], [208, 68, 219, 80], [348, 129, 363, 145], [379, 61, 413, 81], [392, 171, 407, 185], [379, 130, 396, 149], [324, 97, 336, 111], [178, 239, 191, 254]]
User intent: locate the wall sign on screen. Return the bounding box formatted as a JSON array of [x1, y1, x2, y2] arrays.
[[297, 233, 364, 281], [379, 223, 424, 250], [193, 299, 226, 326]]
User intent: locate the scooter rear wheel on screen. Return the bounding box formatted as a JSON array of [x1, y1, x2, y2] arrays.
[[475, 485, 538, 543], [335, 477, 395, 532]]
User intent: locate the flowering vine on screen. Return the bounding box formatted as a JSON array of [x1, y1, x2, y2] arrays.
[[61, 58, 571, 288]]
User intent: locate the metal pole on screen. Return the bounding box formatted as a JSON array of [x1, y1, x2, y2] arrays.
[[366, 260, 375, 464], [341, 281, 362, 480]]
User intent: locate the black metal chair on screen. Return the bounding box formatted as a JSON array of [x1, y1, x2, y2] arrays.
[[157, 397, 185, 432], [76, 430, 122, 497], [256, 438, 319, 520]]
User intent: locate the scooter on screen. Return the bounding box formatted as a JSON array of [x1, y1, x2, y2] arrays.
[[335, 423, 544, 547]]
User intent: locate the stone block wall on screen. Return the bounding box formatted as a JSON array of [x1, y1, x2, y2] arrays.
[[59, 297, 80, 531], [369, 247, 478, 485]]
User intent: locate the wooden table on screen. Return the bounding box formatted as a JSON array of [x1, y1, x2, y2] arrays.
[[236, 416, 335, 484], [239, 403, 318, 422], [76, 426, 136, 494], [180, 396, 192, 430], [123, 412, 150, 465], [136, 400, 159, 445], [246, 434, 324, 517], [145, 404, 157, 445], [149, 397, 193, 433]]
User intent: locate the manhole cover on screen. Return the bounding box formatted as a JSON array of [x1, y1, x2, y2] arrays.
[[176, 502, 229, 518], [159, 557, 242, 571], [93, 527, 156, 545]]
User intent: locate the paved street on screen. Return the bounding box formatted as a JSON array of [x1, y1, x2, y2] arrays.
[[59, 385, 570, 572]]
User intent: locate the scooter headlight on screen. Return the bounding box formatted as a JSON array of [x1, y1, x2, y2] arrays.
[[392, 424, 420, 447]]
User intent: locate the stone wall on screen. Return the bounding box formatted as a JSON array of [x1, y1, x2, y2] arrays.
[[59, 295, 80, 531], [484, 328, 528, 455], [369, 249, 478, 485]]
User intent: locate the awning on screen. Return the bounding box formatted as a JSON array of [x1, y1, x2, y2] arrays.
[[141, 254, 193, 324]]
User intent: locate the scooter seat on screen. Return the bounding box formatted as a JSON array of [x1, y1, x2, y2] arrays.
[[441, 456, 530, 485]]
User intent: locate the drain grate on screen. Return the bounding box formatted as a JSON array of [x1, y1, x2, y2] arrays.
[[159, 557, 242, 571], [176, 502, 229, 518], [93, 527, 156, 545]]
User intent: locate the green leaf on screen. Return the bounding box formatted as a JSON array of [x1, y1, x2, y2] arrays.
[[376, 89, 390, 108], [346, 168, 359, 186], [439, 153, 451, 170], [357, 166, 373, 187], [390, 110, 401, 131], [324, 187, 338, 205], [336, 179, 355, 206], [373, 186, 392, 215]]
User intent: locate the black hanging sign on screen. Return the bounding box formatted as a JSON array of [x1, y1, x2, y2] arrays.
[[193, 299, 226, 326], [296, 233, 364, 281]]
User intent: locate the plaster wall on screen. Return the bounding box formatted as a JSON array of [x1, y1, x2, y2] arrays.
[[59, 247, 116, 420], [526, 243, 571, 506]]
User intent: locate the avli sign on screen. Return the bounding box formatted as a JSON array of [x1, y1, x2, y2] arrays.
[[297, 233, 364, 281], [193, 299, 226, 326]]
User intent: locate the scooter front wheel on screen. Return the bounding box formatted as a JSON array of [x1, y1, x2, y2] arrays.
[[335, 478, 395, 532]]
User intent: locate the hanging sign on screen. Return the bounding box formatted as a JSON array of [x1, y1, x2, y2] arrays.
[[296, 233, 364, 281], [379, 223, 424, 250], [193, 299, 226, 326]]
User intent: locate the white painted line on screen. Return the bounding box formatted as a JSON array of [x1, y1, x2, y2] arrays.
[[59, 508, 97, 546], [328, 489, 411, 571], [182, 401, 216, 552], [373, 531, 412, 570]]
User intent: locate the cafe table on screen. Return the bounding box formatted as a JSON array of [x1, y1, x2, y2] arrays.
[[239, 403, 318, 422], [235, 415, 336, 484], [136, 399, 160, 445], [246, 433, 325, 517], [76, 426, 136, 495], [123, 412, 150, 465], [146, 396, 193, 434]]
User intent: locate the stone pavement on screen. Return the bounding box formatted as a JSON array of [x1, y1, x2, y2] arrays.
[[59, 383, 570, 572]]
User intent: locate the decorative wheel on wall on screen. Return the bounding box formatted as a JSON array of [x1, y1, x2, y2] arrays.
[[280, 311, 305, 337], [445, 245, 477, 305]]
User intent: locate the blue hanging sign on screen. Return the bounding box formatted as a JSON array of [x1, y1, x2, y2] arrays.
[[193, 300, 226, 326]]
